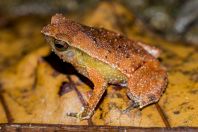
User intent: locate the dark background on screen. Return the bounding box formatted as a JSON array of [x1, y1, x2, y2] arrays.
[[0, 0, 197, 45]]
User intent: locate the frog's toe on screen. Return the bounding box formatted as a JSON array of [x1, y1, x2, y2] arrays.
[[122, 100, 139, 113], [66, 108, 91, 120], [77, 109, 92, 120]]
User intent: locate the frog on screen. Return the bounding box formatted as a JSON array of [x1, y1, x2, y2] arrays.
[[41, 14, 168, 120]]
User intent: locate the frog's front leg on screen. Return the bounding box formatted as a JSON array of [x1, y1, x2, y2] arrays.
[[77, 67, 107, 119]]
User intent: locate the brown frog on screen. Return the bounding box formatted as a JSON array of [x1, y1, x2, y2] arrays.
[[41, 14, 167, 119]]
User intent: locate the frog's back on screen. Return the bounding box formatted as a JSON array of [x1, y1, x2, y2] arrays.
[[42, 14, 156, 77]]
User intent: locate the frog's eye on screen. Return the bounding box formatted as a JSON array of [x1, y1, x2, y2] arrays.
[[54, 39, 69, 51]]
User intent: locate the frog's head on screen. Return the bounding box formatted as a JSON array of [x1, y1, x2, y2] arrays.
[[41, 14, 87, 62], [41, 14, 78, 48]]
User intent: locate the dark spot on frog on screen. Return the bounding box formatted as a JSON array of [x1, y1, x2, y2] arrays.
[[147, 94, 157, 102], [126, 53, 130, 58], [118, 35, 124, 39], [173, 110, 180, 115], [107, 49, 111, 53], [58, 81, 73, 96]]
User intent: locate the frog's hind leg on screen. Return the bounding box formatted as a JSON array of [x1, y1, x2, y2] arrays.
[[127, 61, 167, 108], [77, 67, 107, 120]]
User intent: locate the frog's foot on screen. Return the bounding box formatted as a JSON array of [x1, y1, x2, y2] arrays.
[[78, 107, 92, 120], [66, 107, 92, 120], [122, 100, 139, 113]]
